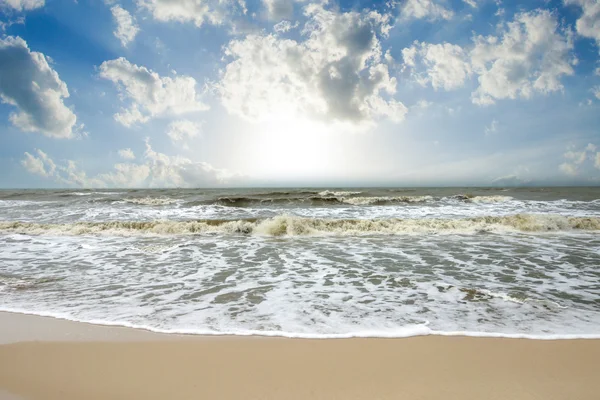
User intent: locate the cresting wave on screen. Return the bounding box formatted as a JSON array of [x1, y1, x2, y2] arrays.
[[1, 214, 599, 236]]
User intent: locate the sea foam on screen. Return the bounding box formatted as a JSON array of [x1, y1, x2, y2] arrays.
[[1, 214, 599, 236]]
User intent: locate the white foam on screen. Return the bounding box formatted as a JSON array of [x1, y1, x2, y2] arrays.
[[468, 195, 514, 203], [1, 214, 599, 237], [1, 308, 598, 340], [317, 190, 362, 197]]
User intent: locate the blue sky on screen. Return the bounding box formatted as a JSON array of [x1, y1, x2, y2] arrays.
[[0, 0, 599, 187]]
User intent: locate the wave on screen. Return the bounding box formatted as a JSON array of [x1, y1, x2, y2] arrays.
[[318, 190, 362, 196], [123, 197, 179, 206], [342, 196, 433, 205], [213, 194, 433, 207], [1, 214, 599, 237], [0, 274, 64, 291], [458, 195, 514, 203], [1, 308, 598, 340]]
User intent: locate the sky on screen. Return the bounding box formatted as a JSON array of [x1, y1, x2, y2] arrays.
[[0, 0, 599, 188]]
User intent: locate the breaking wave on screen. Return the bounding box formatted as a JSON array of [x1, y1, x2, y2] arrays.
[[456, 195, 514, 203], [1, 214, 599, 237], [318, 190, 362, 196]]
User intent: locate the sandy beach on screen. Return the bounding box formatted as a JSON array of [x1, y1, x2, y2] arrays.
[[0, 312, 599, 400]]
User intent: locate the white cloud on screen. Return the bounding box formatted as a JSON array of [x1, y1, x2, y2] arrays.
[[111, 6, 139, 47], [216, 5, 407, 127], [470, 10, 575, 105], [400, 0, 454, 21], [167, 119, 201, 145], [98, 57, 208, 127], [136, 0, 244, 27], [565, 0, 600, 51], [0, 16, 25, 32], [402, 10, 576, 104], [564, 150, 587, 164], [21, 149, 55, 177], [593, 86, 600, 99], [20, 149, 102, 186], [559, 143, 598, 175], [586, 143, 597, 152], [21, 141, 243, 188], [0, 36, 79, 139], [402, 42, 472, 90], [118, 148, 136, 160], [484, 119, 498, 136], [264, 0, 293, 20], [463, 0, 477, 8], [0, 0, 44, 11], [273, 20, 298, 33], [559, 162, 578, 176], [596, 152, 600, 169]]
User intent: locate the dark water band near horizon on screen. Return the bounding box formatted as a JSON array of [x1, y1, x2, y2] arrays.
[[1, 187, 599, 339]]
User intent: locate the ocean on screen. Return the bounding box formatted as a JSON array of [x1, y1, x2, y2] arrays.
[[0, 187, 599, 339]]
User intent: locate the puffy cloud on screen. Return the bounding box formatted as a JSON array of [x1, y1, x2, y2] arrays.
[[216, 5, 407, 127], [0, 0, 44, 11], [20, 150, 103, 186], [470, 10, 575, 105], [118, 148, 135, 160], [136, 0, 245, 27], [167, 120, 201, 145], [565, 0, 600, 50], [21, 141, 243, 188], [21, 149, 56, 177], [401, 10, 576, 105], [264, 0, 293, 20], [111, 6, 139, 47], [400, 0, 453, 21], [593, 86, 600, 99], [402, 42, 471, 90], [100, 140, 244, 187], [0, 36, 79, 138], [98, 57, 208, 127], [559, 143, 598, 175]]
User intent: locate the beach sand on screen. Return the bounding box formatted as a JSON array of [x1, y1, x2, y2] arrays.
[[1, 312, 599, 400]]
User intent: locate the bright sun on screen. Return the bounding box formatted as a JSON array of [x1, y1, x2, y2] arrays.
[[244, 116, 346, 181]]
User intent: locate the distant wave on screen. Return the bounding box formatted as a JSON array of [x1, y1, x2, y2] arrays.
[[1, 214, 599, 237], [123, 197, 179, 206], [212, 194, 435, 207], [342, 196, 434, 205]]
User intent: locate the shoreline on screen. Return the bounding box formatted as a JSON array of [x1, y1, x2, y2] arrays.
[[1, 312, 600, 399], [1, 309, 599, 341]]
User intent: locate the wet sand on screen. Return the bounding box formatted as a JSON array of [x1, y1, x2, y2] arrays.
[[1, 312, 599, 400]]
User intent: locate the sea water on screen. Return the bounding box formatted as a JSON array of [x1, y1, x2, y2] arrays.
[[1, 187, 599, 339]]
